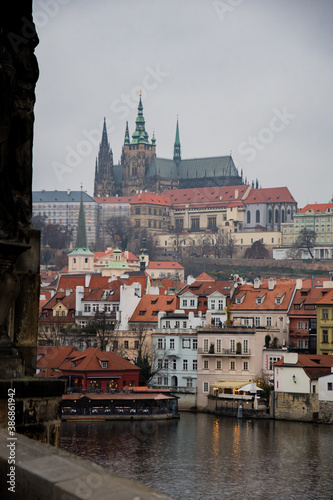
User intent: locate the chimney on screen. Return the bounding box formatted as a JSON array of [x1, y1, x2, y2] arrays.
[[65, 288, 71, 296], [296, 278, 303, 290], [235, 189, 239, 199], [254, 277, 261, 289], [268, 278, 276, 290], [75, 286, 84, 315], [85, 274, 91, 288], [67, 188, 71, 195]]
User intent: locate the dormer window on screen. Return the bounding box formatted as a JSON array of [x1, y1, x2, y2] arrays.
[[101, 361, 108, 368], [256, 298, 262, 305], [275, 297, 282, 305]]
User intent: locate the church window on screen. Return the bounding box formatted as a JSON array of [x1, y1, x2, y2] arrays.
[[256, 210, 260, 223], [247, 211, 251, 224], [275, 209, 279, 224], [268, 210, 272, 223], [281, 210, 285, 223]]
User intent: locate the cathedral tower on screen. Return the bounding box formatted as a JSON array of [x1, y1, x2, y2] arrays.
[[173, 117, 181, 166], [94, 118, 115, 197], [121, 93, 156, 196]]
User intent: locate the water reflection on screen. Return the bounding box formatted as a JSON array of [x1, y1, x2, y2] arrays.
[[61, 414, 333, 500]]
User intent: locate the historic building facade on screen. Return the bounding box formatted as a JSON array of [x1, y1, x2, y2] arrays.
[[93, 95, 243, 197]]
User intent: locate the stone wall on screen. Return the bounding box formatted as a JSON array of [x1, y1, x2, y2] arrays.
[[273, 392, 320, 422], [319, 401, 333, 424]]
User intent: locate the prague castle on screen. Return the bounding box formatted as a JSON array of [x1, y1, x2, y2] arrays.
[[94, 95, 243, 197]]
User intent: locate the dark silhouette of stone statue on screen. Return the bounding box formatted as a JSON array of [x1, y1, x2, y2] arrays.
[[0, 1, 40, 377]]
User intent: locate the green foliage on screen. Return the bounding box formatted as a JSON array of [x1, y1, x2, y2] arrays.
[[136, 350, 152, 386], [254, 371, 273, 401], [265, 335, 271, 348], [244, 240, 269, 259]]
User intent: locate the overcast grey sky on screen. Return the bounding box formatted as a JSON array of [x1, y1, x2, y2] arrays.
[[32, 0, 333, 207]]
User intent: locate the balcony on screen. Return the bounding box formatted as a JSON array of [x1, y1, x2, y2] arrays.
[[198, 348, 251, 356]]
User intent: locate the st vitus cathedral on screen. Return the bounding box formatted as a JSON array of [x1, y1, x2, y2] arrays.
[[94, 94, 243, 197]]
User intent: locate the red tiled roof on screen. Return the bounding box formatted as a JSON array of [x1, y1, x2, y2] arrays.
[[147, 261, 184, 270], [195, 272, 215, 282], [289, 286, 325, 316], [164, 185, 250, 209], [37, 346, 76, 369], [179, 280, 234, 297], [315, 288, 333, 305], [130, 192, 170, 206], [57, 275, 85, 292], [59, 348, 139, 372], [244, 187, 296, 204], [275, 354, 333, 369], [130, 294, 177, 322], [298, 203, 333, 214], [231, 280, 296, 311]]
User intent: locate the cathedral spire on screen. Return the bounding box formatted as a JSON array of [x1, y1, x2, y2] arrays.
[[173, 116, 181, 166], [101, 117, 109, 148], [132, 91, 149, 144], [124, 121, 130, 145]]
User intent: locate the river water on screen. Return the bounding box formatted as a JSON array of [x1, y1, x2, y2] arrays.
[[60, 413, 333, 500]]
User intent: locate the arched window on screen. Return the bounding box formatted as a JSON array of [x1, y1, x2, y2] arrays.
[[268, 210, 272, 224], [247, 211, 251, 224], [281, 210, 285, 223], [275, 209, 279, 224], [256, 210, 260, 224]]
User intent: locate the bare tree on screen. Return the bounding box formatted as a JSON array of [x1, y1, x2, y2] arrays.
[[295, 228, 316, 259], [104, 216, 131, 250]]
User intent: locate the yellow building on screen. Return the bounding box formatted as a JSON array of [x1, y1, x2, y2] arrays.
[[316, 288, 333, 355]]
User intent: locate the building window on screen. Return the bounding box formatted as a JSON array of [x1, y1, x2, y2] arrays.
[[217, 360, 221, 370], [182, 299, 188, 307], [158, 359, 163, 369], [182, 338, 191, 349], [170, 339, 175, 349], [230, 339, 235, 353], [297, 321, 303, 330], [186, 378, 193, 387], [247, 211, 251, 224], [135, 207, 141, 215], [163, 377, 168, 386], [164, 359, 169, 370], [134, 341, 139, 349], [191, 218, 200, 229], [298, 340, 304, 348], [266, 317, 272, 326], [203, 339, 209, 353], [216, 339, 222, 353], [135, 219, 140, 227], [158, 338, 165, 349], [323, 330, 328, 343], [189, 299, 195, 307], [192, 339, 197, 349], [158, 377, 162, 385], [210, 300, 215, 310], [208, 217, 217, 229], [243, 361, 248, 370], [203, 360, 209, 369], [243, 339, 249, 354], [101, 361, 108, 368], [193, 360, 197, 370], [218, 299, 224, 310], [183, 359, 188, 370], [328, 383, 333, 391], [175, 219, 184, 230], [124, 340, 129, 349], [322, 309, 329, 320], [172, 360, 177, 370], [182, 321, 187, 328], [230, 361, 235, 370], [255, 317, 260, 327], [203, 382, 209, 392], [275, 209, 279, 224]]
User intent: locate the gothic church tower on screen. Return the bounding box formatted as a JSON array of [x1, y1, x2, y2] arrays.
[[121, 94, 156, 196], [94, 118, 115, 197]]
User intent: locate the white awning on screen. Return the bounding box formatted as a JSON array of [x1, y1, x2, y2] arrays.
[[238, 383, 263, 393]]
